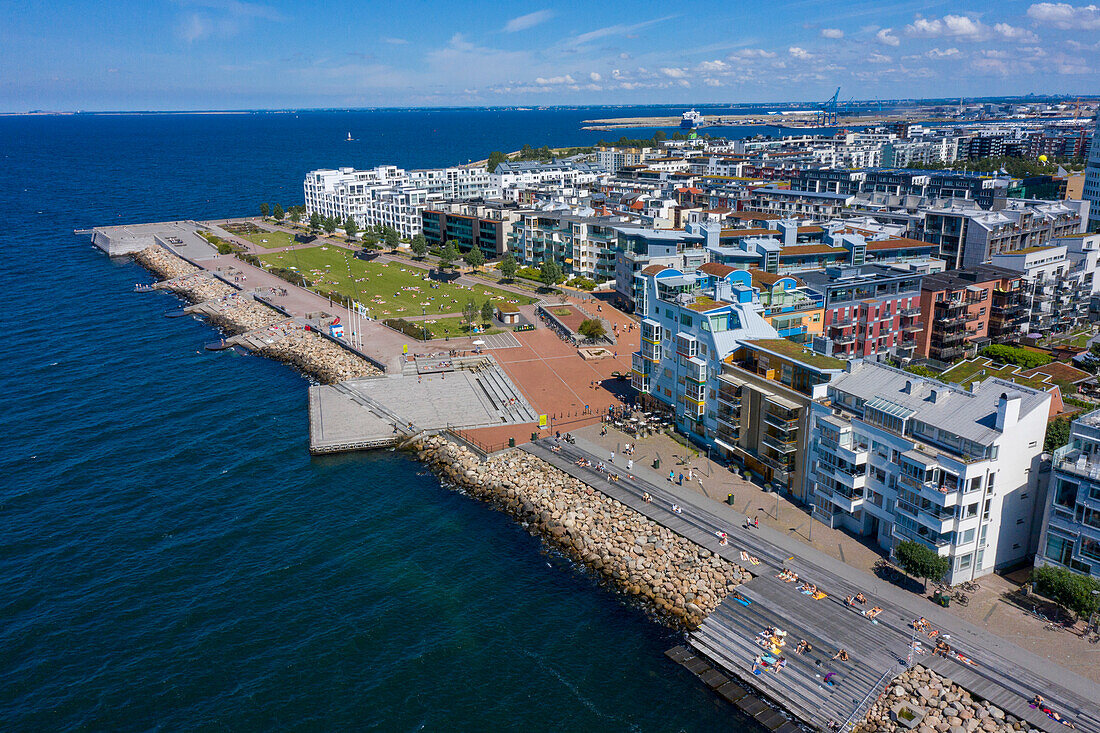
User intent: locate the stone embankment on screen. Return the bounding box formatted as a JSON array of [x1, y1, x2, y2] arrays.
[[413, 435, 751, 629], [134, 245, 200, 279], [259, 328, 381, 383], [857, 665, 1031, 733], [132, 245, 381, 383]]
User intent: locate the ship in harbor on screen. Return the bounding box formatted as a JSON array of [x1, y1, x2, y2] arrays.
[[680, 109, 704, 129]]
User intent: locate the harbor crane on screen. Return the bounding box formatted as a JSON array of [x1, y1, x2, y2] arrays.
[[819, 87, 840, 126]]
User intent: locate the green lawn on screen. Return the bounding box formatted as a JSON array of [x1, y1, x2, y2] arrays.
[[939, 356, 1052, 393], [257, 246, 534, 319], [245, 229, 298, 249]]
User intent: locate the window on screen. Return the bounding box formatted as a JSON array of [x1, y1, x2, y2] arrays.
[[968, 476, 982, 493], [961, 528, 976, 543], [964, 503, 978, 518], [957, 553, 972, 571], [681, 314, 692, 327], [1046, 534, 1074, 565]]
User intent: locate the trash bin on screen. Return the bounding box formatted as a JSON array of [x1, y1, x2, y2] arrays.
[[932, 591, 950, 608], [508, 437, 515, 448], [652, 458, 660, 470], [531, 432, 539, 442], [726, 493, 735, 506]]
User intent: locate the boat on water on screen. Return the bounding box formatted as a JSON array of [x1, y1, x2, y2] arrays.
[[680, 109, 704, 129], [346, 132, 355, 141]]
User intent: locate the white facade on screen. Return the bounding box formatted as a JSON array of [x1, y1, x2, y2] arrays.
[[303, 165, 497, 238], [807, 362, 1050, 584], [1084, 116, 1100, 231], [491, 161, 604, 200]]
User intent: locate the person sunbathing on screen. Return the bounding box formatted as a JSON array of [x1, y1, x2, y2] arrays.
[[845, 595, 855, 607], [855, 592, 867, 604], [934, 640, 950, 657], [866, 606, 883, 619], [832, 649, 850, 661], [914, 617, 928, 631], [1031, 694, 1044, 707]]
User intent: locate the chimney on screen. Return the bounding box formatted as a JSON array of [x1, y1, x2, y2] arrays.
[[996, 392, 1022, 431]]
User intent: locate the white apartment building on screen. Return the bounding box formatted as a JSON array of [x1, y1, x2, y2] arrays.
[[491, 161, 604, 200], [990, 234, 1100, 333], [1036, 408, 1100, 579], [303, 165, 497, 238], [1085, 116, 1100, 231], [596, 147, 653, 173], [807, 362, 1050, 584]]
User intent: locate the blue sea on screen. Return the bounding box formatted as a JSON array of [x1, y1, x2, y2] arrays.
[[0, 108, 763, 731]]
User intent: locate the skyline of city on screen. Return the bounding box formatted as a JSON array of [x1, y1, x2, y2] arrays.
[[2, 0, 1099, 111]]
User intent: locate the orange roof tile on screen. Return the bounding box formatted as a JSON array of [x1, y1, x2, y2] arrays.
[[640, 264, 668, 276], [699, 262, 736, 277], [720, 227, 775, 238]]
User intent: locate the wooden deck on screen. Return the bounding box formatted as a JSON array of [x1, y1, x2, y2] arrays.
[[523, 438, 1100, 733]]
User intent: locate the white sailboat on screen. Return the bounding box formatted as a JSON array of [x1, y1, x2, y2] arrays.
[[346, 131, 354, 142]]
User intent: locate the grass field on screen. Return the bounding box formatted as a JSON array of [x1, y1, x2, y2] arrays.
[[245, 229, 298, 249], [258, 246, 534, 319], [418, 317, 504, 339]]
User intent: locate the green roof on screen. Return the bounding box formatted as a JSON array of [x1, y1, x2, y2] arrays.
[[940, 357, 1053, 394], [741, 338, 847, 371]]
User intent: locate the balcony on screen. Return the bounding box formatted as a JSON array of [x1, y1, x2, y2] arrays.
[[1055, 449, 1100, 481], [902, 322, 923, 333], [832, 333, 856, 346], [900, 307, 922, 317], [762, 433, 798, 454], [935, 330, 967, 345], [937, 313, 970, 326], [631, 352, 650, 375], [764, 411, 799, 430], [932, 346, 965, 361], [892, 522, 951, 551]]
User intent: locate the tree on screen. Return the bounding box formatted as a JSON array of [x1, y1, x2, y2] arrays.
[[410, 235, 428, 259], [1031, 565, 1100, 619], [499, 252, 518, 281], [323, 216, 337, 235], [462, 299, 479, 327], [342, 216, 358, 239], [894, 540, 950, 591], [308, 212, 322, 232], [1045, 417, 1072, 453], [903, 364, 940, 379], [481, 300, 495, 323], [260, 202, 270, 218], [486, 151, 508, 173], [463, 246, 485, 270], [438, 241, 460, 271], [578, 318, 606, 341], [382, 226, 400, 250], [273, 204, 284, 221], [289, 208, 301, 224], [539, 258, 564, 289]]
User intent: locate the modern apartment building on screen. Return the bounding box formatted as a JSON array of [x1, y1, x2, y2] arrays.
[[991, 238, 1100, 335], [1084, 116, 1100, 232], [916, 267, 1028, 361], [923, 198, 1088, 269], [792, 168, 1020, 208], [491, 160, 604, 198], [797, 265, 924, 361], [420, 200, 529, 258], [717, 339, 845, 499], [510, 211, 627, 281], [748, 186, 854, 219], [807, 362, 1051, 583], [303, 165, 499, 238], [630, 265, 777, 445], [613, 225, 712, 306], [1036, 408, 1100, 579]]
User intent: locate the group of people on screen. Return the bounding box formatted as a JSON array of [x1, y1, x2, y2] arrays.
[[844, 593, 868, 607], [776, 569, 799, 583], [1032, 696, 1076, 728]]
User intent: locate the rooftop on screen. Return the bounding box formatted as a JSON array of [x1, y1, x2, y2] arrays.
[[738, 338, 846, 371]]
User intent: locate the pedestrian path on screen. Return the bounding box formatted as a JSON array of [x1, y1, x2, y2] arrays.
[[523, 437, 1100, 733]]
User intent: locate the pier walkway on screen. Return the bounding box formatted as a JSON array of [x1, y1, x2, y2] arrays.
[[522, 437, 1100, 733]]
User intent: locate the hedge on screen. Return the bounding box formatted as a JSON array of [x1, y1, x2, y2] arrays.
[[980, 344, 1052, 369]]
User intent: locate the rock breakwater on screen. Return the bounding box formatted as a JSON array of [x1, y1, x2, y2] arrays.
[[259, 328, 381, 383], [414, 435, 751, 629], [857, 665, 1028, 733], [134, 246, 200, 279]]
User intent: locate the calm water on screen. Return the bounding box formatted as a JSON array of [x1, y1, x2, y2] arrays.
[[0, 109, 760, 730]]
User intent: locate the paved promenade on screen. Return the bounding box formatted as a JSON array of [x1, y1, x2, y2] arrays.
[[524, 436, 1100, 733]]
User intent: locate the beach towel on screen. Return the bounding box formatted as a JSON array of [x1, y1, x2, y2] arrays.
[[812, 591, 827, 600], [801, 589, 813, 595], [749, 556, 761, 565]]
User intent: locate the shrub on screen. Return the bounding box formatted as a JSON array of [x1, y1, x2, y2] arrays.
[[980, 344, 1052, 370], [578, 318, 606, 341], [569, 276, 597, 291], [383, 318, 430, 340], [1030, 565, 1100, 619], [903, 364, 941, 379]]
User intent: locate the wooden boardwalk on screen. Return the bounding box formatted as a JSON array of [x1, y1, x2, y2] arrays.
[[523, 438, 1100, 733]]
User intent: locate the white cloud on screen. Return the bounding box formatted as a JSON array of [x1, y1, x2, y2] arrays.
[[788, 46, 812, 59], [729, 48, 777, 59], [926, 47, 961, 58], [820, 28, 844, 38], [568, 16, 676, 47], [534, 74, 575, 85], [704, 78, 723, 86], [993, 23, 1039, 42], [381, 37, 408, 45], [589, 71, 601, 81], [504, 9, 554, 33], [1053, 52, 1092, 73], [1027, 3, 1100, 29], [697, 59, 730, 72], [867, 53, 892, 63], [905, 15, 988, 39], [876, 28, 900, 46], [660, 67, 688, 78]]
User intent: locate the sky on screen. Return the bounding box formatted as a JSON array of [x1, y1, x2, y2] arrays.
[[1, 0, 1098, 111]]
